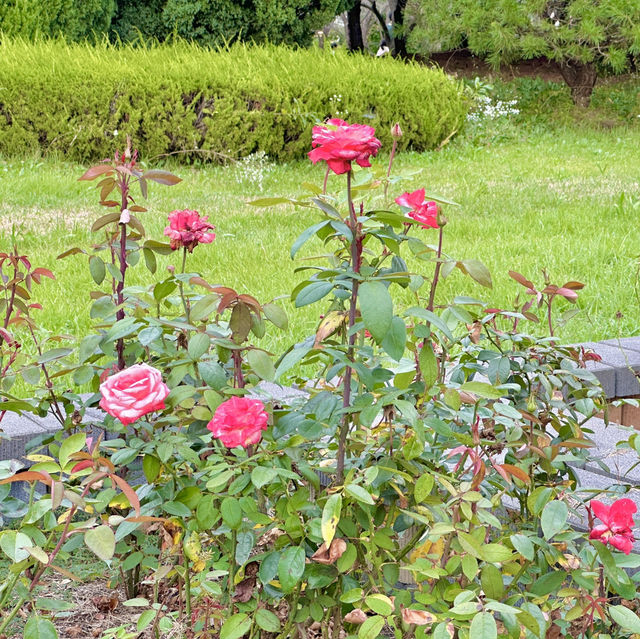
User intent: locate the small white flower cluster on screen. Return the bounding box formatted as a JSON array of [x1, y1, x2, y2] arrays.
[[229, 151, 274, 192], [329, 93, 349, 118], [467, 95, 520, 122]]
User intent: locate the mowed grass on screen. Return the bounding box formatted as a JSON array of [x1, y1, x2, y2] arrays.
[[2, 123, 640, 356]]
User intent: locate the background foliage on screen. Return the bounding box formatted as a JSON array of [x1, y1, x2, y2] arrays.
[[0, 39, 466, 163], [111, 0, 347, 47], [406, 0, 640, 105], [0, 0, 116, 41]]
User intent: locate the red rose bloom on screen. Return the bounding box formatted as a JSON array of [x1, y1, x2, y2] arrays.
[[99, 363, 169, 426], [308, 119, 382, 175], [164, 209, 215, 253], [207, 397, 269, 448], [395, 189, 439, 229], [589, 498, 637, 554]]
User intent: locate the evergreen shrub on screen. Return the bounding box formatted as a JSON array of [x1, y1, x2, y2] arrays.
[[0, 39, 467, 162]]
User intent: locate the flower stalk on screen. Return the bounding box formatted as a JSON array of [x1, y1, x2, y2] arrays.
[[337, 170, 361, 484]]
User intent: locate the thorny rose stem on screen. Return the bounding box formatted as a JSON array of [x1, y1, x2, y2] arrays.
[[116, 171, 130, 371], [337, 170, 361, 484]]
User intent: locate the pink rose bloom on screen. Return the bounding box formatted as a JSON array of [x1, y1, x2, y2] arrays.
[[164, 209, 215, 253], [308, 119, 382, 175], [589, 498, 637, 554], [207, 397, 269, 448], [395, 189, 439, 229], [99, 363, 169, 426]]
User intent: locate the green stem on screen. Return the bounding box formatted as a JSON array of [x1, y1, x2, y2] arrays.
[[178, 247, 191, 324], [277, 584, 301, 639], [396, 525, 427, 561], [182, 547, 192, 619], [228, 530, 237, 604], [427, 225, 444, 312], [384, 139, 398, 202], [337, 170, 360, 484], [0, 570, 20, 610], [0, 593, 28, 635], [505, 560, 530, 595]]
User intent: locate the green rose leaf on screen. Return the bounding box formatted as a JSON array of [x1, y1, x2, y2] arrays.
[[278, 546, 305, 592], [359, 281, 393, 341], [541, 500, 568, 540], [84, 525, 115, 562]]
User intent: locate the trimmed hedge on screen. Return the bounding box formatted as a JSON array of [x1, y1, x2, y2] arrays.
[[0, 39, 467, 162]]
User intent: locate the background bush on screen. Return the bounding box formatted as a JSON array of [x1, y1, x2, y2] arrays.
[[0, 39, 467, 163], [111, 0, 346, 48], [0, 0, 115, 41]]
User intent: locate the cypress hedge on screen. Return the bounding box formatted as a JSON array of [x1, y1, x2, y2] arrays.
[[0, 39, 467, 162]]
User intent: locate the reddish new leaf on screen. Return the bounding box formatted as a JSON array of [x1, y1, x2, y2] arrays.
[[0, 470, 52, 486], [562, 280, 585, 290], [508, 270, 535, 289], [189, 276, 216, 291], [57, 247, 85, 259], [79, 165, 115, 181], [501, 463, 531, 484], [556, 287, 579, 302], [218, 291, 239, 314], [108, 473, 141, 516]]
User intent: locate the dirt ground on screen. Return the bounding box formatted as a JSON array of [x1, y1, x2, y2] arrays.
[[426, 50, 566, 82]]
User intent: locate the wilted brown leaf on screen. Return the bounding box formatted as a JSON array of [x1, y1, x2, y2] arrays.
[[467, 321, 482, 344], [92, 596, 118, 613], [344, 609, 367, 624], [311, 538, 347, 564], [232, 574, 256, 603], [401, 607, 436, 626]]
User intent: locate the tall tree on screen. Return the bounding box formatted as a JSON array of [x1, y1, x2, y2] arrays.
[[345, 1, 365, 51], [391, 0, 407, 57], [406, 0, 640, 106], [111, 0, 345, 48]]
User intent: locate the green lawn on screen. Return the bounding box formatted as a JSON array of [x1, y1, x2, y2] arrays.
[[2, 123, 640, 354]]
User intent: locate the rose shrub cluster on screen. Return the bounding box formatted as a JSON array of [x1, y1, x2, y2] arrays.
[[1, 117, 639, 639]]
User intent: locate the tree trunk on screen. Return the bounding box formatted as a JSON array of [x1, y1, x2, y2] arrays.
[[391, 0, 407, 58], [559, 60, 597, 107], [346, 2, 364, 52]]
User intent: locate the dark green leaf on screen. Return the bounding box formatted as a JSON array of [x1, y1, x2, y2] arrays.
[[359, 281, 392, 342], [220, 614, 251, 639], [89, 256, 106, 285], [247, 350, 275, 381], [235, 531, 254, 566], [541, 501, 567, 540], [23, 616, 58, 639], [381, 316, 406, 361], [291, 221, 330, 259], [419, 342, 438, 388], [255, 609, 281, 632], [278, 546, 305, 592], [529, 570, 565, 596]]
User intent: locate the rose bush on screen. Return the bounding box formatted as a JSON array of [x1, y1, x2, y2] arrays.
[[1, 121, 639, 639]]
